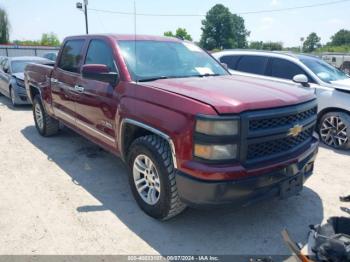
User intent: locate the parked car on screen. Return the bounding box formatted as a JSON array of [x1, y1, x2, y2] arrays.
[[25, 34, 318, 220], [42, 52, 58, 61], [322, 53, 350, 74], [0, 56, 52, 106], [213, 50, 350, 149]]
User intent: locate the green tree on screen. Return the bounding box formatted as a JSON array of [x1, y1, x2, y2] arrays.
[[164, 31, 174, 37], [249, 41, 264, 49], [262, 41, 283, 51], [330, 29, 350, 46], [303, 32, 321, 52], [40, 32, 60, 46], [164, 28, 192, 41], [199, 4, 250, 50], [13, 39, 41, 45], [175, 28, 192, 41], [0, 8, 10, 44]]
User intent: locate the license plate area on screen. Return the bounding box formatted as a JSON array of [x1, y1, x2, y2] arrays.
[[280, 173, 303, 199]]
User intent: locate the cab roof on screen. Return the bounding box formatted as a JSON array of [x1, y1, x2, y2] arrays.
[[64, 34, 183, 42]]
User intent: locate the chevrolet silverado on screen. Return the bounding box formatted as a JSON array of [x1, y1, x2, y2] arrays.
[[25, 34, 319, 220]]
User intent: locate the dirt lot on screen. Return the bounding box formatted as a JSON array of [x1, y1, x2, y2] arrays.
[[0, 95, 349, 256]]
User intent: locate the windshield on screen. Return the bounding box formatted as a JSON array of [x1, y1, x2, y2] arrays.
[[301, 57, 349, 83], [11, 60, 39, 73], [118, 40, 228, 81]]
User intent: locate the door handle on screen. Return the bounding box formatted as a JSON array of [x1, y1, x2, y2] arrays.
[[74, 85, 85, 93]]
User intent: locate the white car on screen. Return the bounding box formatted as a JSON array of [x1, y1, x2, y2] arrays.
[[213, 50, 350, 149]]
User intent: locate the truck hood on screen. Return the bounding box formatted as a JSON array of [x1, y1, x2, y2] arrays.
[[330, 78, 350, 91], [12, 72, 24, 80], [142, 75, 315, 114]]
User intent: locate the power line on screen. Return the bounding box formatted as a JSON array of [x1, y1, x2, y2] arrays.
[[240, 0, 350, 14], [89, 0, 350, 17]]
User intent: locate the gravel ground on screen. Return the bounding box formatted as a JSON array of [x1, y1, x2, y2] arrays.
[[0, 95, 349, 256]]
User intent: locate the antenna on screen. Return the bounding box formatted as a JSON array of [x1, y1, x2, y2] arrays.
[[134, 0, 137, 82]]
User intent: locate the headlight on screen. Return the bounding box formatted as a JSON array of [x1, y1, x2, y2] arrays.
[[16, 78, 25, 88], [194, 144, 238, 160], [194, 115, 240, 161], [196, 119, 239, 135]]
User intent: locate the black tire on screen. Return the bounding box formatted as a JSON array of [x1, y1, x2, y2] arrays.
[[318, 111, 350, 150], [127, 135, 186, 220], [33, 95, 59, 136], [9, 87, 17, 107]]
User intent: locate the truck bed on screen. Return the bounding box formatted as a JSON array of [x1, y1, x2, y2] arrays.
[[24, 63, 54, 103]]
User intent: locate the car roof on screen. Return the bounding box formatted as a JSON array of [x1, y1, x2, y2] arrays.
[[64, 34, 183, 43], [213, 50, 321, 61], [9, 56, 51, 62]]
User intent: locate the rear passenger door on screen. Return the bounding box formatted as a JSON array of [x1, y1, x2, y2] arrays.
[[51, 39, 86, 126]]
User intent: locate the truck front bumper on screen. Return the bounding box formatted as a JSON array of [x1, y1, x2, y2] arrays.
[[176, 137, 318, 207]]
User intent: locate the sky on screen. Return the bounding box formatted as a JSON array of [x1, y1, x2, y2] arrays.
[[1, 0, 350, 47]]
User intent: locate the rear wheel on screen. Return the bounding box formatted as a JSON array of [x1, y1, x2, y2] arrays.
[[33, 95, 59, 136], [127, 135, 186, 220], [319, 111, 350, 149]]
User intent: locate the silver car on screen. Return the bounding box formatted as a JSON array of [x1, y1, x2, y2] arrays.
[[213, 50, 350, 149], [0, 56, 52, 106]]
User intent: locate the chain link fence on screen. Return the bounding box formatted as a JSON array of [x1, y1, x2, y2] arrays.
[[0, 45, 60, 58]]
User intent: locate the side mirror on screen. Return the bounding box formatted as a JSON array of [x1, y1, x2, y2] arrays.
[[82, 64, 119, 86], [3, 66, 9, 73], [293, 74, 309, 87]]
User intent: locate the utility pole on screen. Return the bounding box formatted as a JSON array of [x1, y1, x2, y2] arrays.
[[84, 0, 88, 34], [76, 0, 89, 34], [300, 37, 304, 53]]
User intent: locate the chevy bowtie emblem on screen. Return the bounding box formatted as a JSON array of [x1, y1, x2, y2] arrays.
[[288, 124, 303, 137]]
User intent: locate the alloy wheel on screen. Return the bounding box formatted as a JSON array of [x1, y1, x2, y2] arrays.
[[320, 115, 348, 147], [34, 103, 44, 131], [133, 154, 161, 205]]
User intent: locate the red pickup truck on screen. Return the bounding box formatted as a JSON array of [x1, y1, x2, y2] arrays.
[[25, 34, 319, 220]]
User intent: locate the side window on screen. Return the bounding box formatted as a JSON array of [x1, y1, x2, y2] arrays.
[[220, 55, 241, 70], [84, 39, 116, 72], [58, 40, 85, 73], [270, 58, 306, 80], [236, 56, 268, 75]]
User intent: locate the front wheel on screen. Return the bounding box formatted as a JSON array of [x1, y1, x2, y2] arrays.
[[10, 87, 17, 107], [33, 95, 59, 136], [319, 111, 350, 150], [127, 135, 186, 220]]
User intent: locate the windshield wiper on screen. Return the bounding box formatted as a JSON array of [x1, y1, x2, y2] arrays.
[[138, 76, 169, 82], [138, 74, 222, 82], [186, 73, 222, 78]]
